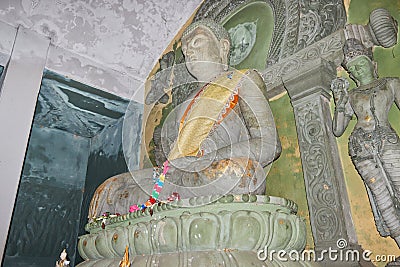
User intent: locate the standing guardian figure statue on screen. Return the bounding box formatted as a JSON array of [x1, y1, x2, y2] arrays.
[[331, 38, 400, 246]]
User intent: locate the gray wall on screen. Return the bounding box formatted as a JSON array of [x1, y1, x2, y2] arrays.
[[2, 65, 143, 266], [3, 126, 90, 267], [79, 117, 129, 234]]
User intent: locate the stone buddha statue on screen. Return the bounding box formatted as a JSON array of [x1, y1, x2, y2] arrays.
[[88, 19, 281, 218], [331, 38, 400, 247]]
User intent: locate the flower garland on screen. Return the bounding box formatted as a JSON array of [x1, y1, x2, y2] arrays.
[[129, 160, 175, 213], [92, 161, 179, 227], [93, 211, 121, 229]]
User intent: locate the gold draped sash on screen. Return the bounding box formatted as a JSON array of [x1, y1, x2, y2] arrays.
[[168, 70, 248, 160]]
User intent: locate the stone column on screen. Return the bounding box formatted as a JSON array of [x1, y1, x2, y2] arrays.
[[261, 30, 377, 266], [0, 26, 49, 262], [282, 57, 359, 252], [262, 32, 362, 253]]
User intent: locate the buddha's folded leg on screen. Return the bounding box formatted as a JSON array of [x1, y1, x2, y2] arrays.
[[88, 169, 154, 218], [88, 158, 267, 217], [165, 158, 266, 198]]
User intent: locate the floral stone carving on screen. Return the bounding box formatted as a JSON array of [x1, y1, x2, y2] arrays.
[[77, 194, 307, 266]]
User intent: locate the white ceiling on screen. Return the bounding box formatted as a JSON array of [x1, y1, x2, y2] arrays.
[[0, 0, 202, 101]]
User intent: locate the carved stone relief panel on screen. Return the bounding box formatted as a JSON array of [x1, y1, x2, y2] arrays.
[[293, 99, 345, 246], [194, 0, 294, 66], [297, 0, 347, 50], [194, 0, 346, 66]]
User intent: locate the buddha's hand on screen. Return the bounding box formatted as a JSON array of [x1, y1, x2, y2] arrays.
[[168, 156, 214, 173], [165, 156, 214, 187], [331, 77, 349, 106], [168, 156, 198, 171]]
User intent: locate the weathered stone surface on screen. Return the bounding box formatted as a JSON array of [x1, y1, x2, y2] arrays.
[[0, 0, 202, 80], [77, 195, 307, 266]]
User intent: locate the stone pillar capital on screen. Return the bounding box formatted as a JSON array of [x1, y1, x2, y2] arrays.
[[282, 58, 336, 103], [262, 29, 345, 99]]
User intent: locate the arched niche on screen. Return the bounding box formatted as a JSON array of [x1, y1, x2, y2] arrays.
[[194, 0, 346, 69], [221, 1, 274, 70]]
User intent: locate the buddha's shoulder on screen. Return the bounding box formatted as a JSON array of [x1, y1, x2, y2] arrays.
[[241, 69, 265, 88], [238, 69, 265, 87]]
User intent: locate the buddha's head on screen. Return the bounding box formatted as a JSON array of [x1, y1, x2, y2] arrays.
[[181, 19, 230, 80], [343, 38, 377, 85]]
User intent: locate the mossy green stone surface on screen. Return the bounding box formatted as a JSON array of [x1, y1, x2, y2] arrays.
[[77, 195, 307, 266]]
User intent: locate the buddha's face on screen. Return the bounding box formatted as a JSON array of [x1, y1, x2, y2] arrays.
[[346, 55, 375, 84], [181, 26, 227, 79]]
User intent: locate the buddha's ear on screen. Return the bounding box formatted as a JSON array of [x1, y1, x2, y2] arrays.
[[219, 38, 230, 65]]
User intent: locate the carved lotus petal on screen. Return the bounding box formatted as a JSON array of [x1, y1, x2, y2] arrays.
[[153, 217, 179, 253], [78, 195, 306, 264], [94, 231, 116, 258], [229, 211, 263, 250], [79, 234, 102, 260], [132, 223, 151, 255], [186, 213, 220, 250], [110, 226, 129, 257]]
